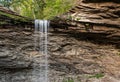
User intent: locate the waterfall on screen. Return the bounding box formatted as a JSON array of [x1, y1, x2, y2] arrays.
[[33, 20, 49, 82]]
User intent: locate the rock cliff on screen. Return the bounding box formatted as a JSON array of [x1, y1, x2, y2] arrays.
[[0, 6, 33, 68], [57, 0, 120, 28], [0, 2, 120, 82]]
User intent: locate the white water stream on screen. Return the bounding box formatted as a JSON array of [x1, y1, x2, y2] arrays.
[[33, 20, 49, 82]]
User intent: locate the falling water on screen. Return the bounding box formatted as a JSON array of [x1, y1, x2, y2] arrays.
[[33, 20, 49, 82]]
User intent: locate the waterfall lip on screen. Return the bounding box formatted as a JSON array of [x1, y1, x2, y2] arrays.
[[35, 19, 50, 32]]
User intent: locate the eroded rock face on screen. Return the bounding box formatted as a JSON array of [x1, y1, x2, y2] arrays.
[[0, 49, 31, 68], [0, 28, 33, 68], [0, 27, 120, 82], [66, 0, 120, 28]]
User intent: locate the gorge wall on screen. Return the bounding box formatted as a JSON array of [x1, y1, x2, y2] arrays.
[[59, 0, 120, 28], [0, 1, 120, 82]]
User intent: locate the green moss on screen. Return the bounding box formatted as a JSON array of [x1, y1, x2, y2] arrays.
[[0, 11, 29, 22], [118, 52, 120, 56], [89, 73, 104, 79], [62, 78, 75, 82], [0, 21, 7, 25], [76, 18, 81, 21]]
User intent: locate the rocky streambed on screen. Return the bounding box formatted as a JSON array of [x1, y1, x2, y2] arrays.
[[0, 26, 120, 82]]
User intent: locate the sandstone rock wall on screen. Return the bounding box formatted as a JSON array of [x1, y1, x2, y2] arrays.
[[67, 0, 120, 28]]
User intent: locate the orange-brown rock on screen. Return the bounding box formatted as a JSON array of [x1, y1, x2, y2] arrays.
[[67, 0, 120, 28]]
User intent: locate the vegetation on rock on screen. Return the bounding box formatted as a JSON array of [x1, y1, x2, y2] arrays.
[[0, 0, 76, 19], [82, 0, 120, 3]]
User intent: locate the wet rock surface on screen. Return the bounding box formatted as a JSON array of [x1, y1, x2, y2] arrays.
[[0, 28, 33, 68], [0, 27, 119, 82]]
